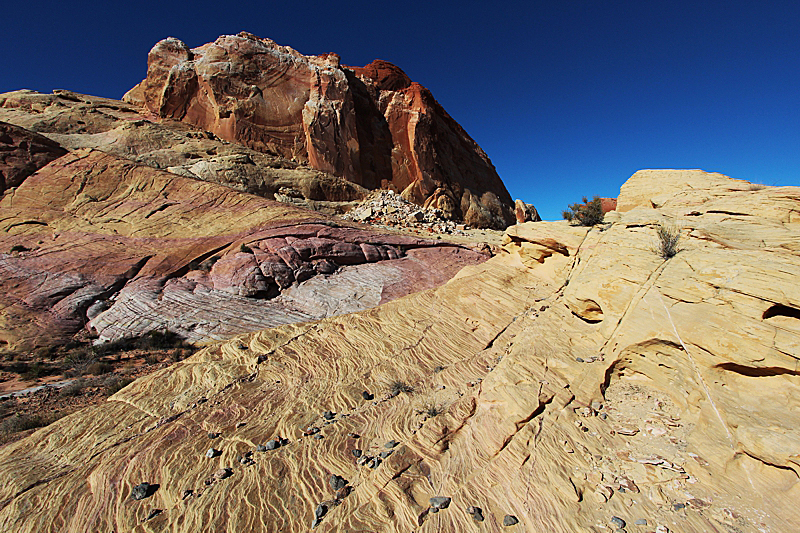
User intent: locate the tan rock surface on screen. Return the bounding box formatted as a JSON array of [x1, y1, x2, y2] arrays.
[[1, 170, 798, 533]]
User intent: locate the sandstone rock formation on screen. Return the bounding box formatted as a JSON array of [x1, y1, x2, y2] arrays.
[[1, 169, 797, 532], [0, 121, 67, 192], [0, 145, 488, 353], [123, 33, 516, 228], [514, 198, 541, 224], [0, 89, 368, 208]]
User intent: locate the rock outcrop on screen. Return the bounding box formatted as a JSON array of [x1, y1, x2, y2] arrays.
[[123, 33, 516, 228], [0, 145, 488, 352], [1, 170, 798, 532], [0, 121, 67, 192]]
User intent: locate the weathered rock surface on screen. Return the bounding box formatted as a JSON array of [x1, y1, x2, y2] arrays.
[[0, 89, 368, 209], [124, 33, 515, 228], [0, 121, 67, 192], [514, 198, 541, 224], [1, 170, 798, 532], [0, 147, 488, 352]]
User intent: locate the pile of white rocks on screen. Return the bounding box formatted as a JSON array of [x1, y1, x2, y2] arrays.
[[341, 190, 470, 235]]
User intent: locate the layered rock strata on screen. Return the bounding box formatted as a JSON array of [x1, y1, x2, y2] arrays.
[[1, 170, 798, 532], [123, 33, 516, 228], [0, 146, 488, 352]]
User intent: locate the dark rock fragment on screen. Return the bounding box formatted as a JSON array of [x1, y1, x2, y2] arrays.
[[429, 497, 451, 510], [329, 474, 348, 491], [466, 506, 484, 521], [503, 515, 519, 526], [131, 482, 151, 501]]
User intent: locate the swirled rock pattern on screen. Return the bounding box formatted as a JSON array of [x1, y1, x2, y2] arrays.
[[1, 170, 798, 532], [0, 147, 487, 351], [123, 33, 515, 228]]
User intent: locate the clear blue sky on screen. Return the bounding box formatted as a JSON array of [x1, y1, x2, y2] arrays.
[[2, 1, 798, 219]]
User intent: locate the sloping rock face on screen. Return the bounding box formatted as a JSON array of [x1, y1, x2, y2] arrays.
[[0, 89, 368, 207], [0, 146, 488, 352], [0, 121, 67, 192], [124, 33, 515, 228], [1, 169, 798, 533]]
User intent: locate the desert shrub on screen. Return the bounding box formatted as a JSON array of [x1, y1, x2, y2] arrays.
[[64, 346, 96, 366], [9, 245, 29, 253], [415, 401, 446, 418], [0, 412, 64, 435], [748, 183, 766, 191], [86, 361, 113, 375], [387, 380, 414, 397], [22, 362, 48, 380], [144, 354, 160, 365], [7, 361, 31, 375], [95, 330, 191, 355], [562, 196, 604, 226], [239, 243, 253, 254], [58, 378, 87, 398], [655, 222, 682, 259], [103, 375, 134, 395]]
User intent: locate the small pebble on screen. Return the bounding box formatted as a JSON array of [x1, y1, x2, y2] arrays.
[[429, 497, 451, 509], [145, 509, 162, 521], [256, 445, 267, 452], [213, 468, 232, 480], [673, 503, 685, 510], [379, 450, 393, 459], [329, 474, 348, 491], [611, 516, 626, 529], [352, 449, 362, 458], [207, 432, 219, 439], [635, 519, 648, 525], [181, 490, 193, 500], [362, 391, 374, 400], [235, 422, 246, 428], [313, 434, 324, 440], [385, 440, 399, 448], [256, 355, 267, 364], [503, 515, 519, 526], [600, 413, 608, 420], [576, 357, 585, 362], [466, 506, 484, 521], [323, 411, 335, 420], [130, 482, 151, 501], [205, 448, 220, 458], [348, 433, 360, 439], [368, 457, 381, 468]]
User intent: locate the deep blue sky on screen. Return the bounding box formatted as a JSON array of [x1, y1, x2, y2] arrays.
[[2, 1, 798, 219]]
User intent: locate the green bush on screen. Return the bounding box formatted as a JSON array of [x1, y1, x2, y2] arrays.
[[562, 196, 604, 226]]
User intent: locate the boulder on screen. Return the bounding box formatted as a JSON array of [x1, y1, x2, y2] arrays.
[[124, 33, 515, 228]]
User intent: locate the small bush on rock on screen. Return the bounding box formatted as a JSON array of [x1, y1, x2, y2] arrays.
[[387, 380, 414, 397], [562, 196, 604, 226], [655, 222, 682, 259]]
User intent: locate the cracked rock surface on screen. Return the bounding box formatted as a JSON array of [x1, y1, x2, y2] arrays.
[[0, 172, 799, 533]]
